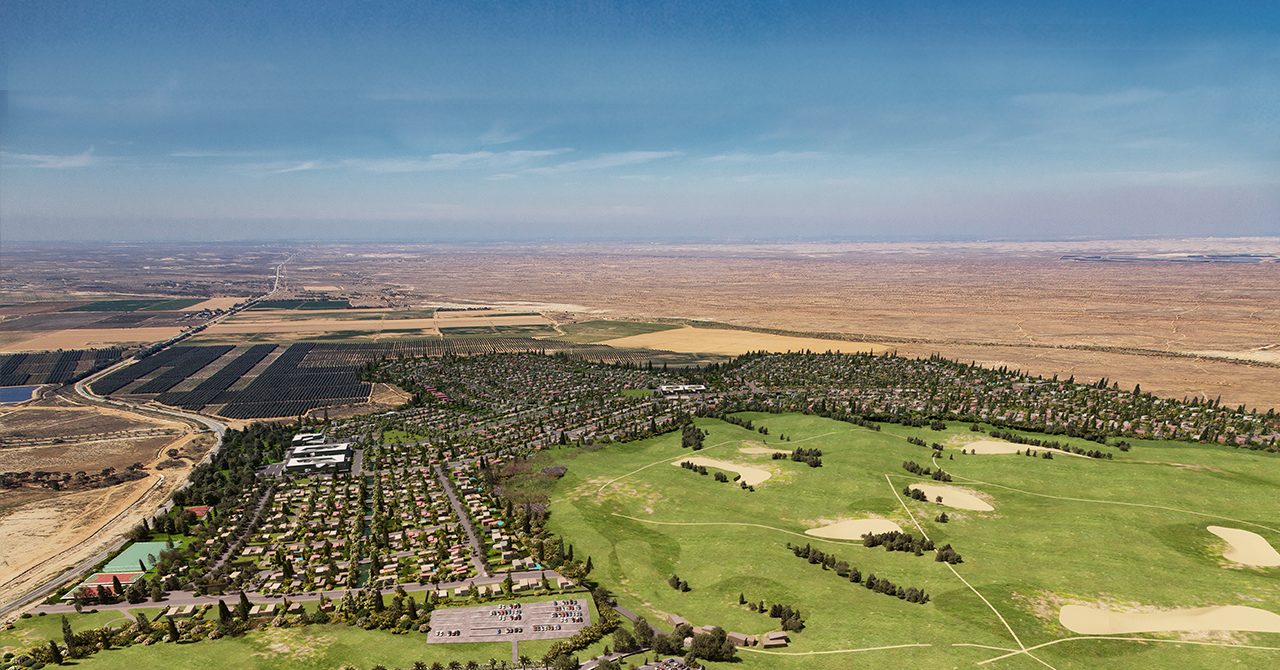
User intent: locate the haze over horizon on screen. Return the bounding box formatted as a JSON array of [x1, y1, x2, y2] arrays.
[[2, 1, 1277, 242]]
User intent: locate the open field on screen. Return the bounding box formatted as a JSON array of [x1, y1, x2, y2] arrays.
[[538, 412, 1280, 669], [601, 326, 891, 357], [256, 240, 1280, 410], [0, 327, 184, 352], [0, 391, 188, 443], [553, 320, 684, 343]]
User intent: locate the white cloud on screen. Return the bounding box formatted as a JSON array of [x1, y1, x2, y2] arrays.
[[3, 146, 97, 169], [702, 151, 827, 162], [347, 149, 570, 173], [526, 151, 682, 174]]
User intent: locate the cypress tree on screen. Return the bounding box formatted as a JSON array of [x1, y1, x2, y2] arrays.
[[48, 640, 63, 665], [61, 616, 76, 658], [165, 615, 179, 641], [238, 590, 252, 621], [218, 599, 233, 626]]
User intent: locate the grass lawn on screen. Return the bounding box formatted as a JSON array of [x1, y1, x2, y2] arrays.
[[534, 413, 1280, 669], [553, 321, 683, 344], [2, 597, 611, 670], [381, 430, 428, 445]]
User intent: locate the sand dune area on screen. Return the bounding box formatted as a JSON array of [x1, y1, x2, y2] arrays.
[[1060, 604, 1280, 635], [805, 518, 904, 540], [909, 484, 994, 511], [1207, 526, 1280, 567], [671, 457, 772, 485]]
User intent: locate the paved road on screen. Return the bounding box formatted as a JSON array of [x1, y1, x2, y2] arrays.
[[433, 463, 491, 578], [31, 569, 568, 615]]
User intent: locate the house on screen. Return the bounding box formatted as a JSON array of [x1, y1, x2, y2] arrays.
[[726, 631, 755, 647], [666, 613, 691, 628]]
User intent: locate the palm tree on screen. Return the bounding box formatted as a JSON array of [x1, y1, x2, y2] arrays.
[[518, 654, 532, 669]]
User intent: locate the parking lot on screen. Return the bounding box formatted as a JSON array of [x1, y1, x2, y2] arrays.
[[425, 598, 591, 644]]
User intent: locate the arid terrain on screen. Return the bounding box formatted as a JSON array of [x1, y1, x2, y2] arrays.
[[0, 390, 216, 609], [4, 239, 1278, 414]]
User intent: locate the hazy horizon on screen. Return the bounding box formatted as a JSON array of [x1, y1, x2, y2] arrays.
[[2, 1, 1277, 242]]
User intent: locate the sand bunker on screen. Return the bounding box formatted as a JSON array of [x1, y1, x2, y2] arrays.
[[960, 440, 1024, 454], [1207, 526, 1280, 567], [805, 519, 904, 540], [739, 446, 790, 455], [1060, 604, 1280, 635], [908, 484, 994, 511], [671, 457, 772, 485]]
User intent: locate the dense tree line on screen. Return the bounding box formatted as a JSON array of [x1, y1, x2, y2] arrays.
[[787, 543, 931, 604]]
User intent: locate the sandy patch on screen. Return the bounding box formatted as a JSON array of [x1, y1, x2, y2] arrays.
[[1188, 349, 1280, 365], [1, 327, 184, 352], [1060, 604, 1280, 635], [600, 326, 891, 356], [805, 518, 904, 540], [671, 457, 772, 486], [909, 484, 994, 511], [1207, 526, 1280, 567], [959, 440, 1024, 454], [183, 297, 249, 311], [740, 446, 791, 455]]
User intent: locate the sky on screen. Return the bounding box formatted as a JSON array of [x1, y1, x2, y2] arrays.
[[2, 1, 1277, 242]]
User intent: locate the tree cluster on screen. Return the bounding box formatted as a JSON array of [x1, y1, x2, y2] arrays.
[[667, 573, 690, 592], [681, 424, 706, 450], [861, 531, 936, 556]]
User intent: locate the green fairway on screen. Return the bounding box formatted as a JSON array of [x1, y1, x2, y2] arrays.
[[552, 320, 683, 343], [535, 413, 1280, 669]]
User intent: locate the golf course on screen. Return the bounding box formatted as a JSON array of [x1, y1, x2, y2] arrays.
[[539, 412, 1280, 669]]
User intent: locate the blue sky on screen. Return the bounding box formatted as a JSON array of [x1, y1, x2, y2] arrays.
[[2, 1, 1277, 241]]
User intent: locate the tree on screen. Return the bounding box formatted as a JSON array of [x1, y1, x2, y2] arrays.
[[238, 590, 253, 621], [613, 626, 637, 652], [165, 615, 179, 641], [688, 626, 736, 662], [218, 599, 233, 627], [112, 575, 124, 595], [633, 616, 654, 647], [61, 616, 76, 658], [48, 640, 63, 665]]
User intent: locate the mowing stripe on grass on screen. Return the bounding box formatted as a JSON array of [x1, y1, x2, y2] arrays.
[[738, 642, 933, 655], [935, 464, 1280, 535], [595, 439, 737, 493], [609, 514, 866, 547], [885, 473, 1032, 657]]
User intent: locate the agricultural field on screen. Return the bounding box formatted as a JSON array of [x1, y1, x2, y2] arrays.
[[554, 321, 684, 344], [537, 412, 1280, 669]]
